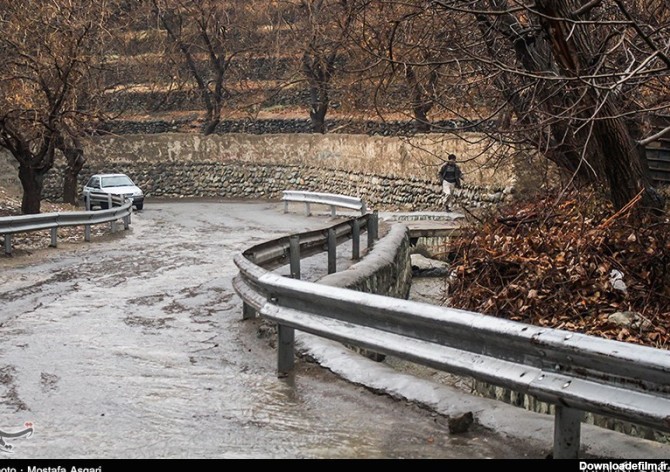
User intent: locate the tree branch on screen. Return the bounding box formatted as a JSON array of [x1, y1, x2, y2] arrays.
[[638, 125, 670, 146]]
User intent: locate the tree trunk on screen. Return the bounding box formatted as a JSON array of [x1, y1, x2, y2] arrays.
[[309, 84, 329, 134], [533, 0, 664, 213], [593, 105, 664, 211], [202, 88, 222, 135], [63, 169, 79, 206], [412, 106, 431, 133], [303, 49, 334, 134], [310, 109, 327, 134], [406, 65, 433, 133], [61, 146, 86, 205], [202, 117, 220, 136], [18, 164, 46, 214]]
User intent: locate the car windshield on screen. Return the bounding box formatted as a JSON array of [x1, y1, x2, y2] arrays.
[[101, 175, 134, 188]]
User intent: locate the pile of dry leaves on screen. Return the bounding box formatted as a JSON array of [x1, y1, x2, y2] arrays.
[[447, 190, 670, 349]]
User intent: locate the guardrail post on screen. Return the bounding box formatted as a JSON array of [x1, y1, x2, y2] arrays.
[[367, 210, 379, 248], [107, 194, 112, 209], [330, 205, 336, 217], [3, 234, 11, 256], [84, 225, 91, 242], [110, 219, 116, 233], [242, 302, 256, 320], [123, 213, 130, 230], [289, 235, 301, 279], [553, 406, 582, 459], [352, 219, 360, 260], [283, 200, 289, 214], [277, 324, 295, 377], [305, 202, 311, 217], [327, 228, 336, 274], [361, 201, 367, 215], [50, 228, 58, 248]]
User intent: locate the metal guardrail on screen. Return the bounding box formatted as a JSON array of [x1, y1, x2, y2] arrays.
[[282, 190, 367, 216], [84, 191, 127, 211], [1, 196, 133, 255], [233, 212, 670, 460], [234, 211, 377, 319]]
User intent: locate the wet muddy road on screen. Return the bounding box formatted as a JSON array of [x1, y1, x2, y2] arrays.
[[0, 200, 543, 459]]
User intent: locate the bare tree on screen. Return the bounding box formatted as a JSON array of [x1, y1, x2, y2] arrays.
[[350, 2, 451, 131], [280, 0, 358, 133], [0, 1, 115, 213], [152, 0, 264, 135], [59, 2, 136, 205]]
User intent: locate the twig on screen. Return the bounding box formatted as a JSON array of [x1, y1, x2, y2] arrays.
[[598, 189, 644, 229]]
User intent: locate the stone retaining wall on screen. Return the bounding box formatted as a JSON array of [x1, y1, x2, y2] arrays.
[[100, 117, 495, 136], [40, 132, 529, 211], [44, 161, 506, 211]]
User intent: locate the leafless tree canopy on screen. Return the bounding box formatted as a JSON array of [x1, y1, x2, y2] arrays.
[[0, 0, 125, 212], [151, 0, 273, 134]]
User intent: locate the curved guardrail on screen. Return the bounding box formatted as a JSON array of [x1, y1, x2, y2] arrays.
[[234, 212, 377, 316], [233, 210, 670, 460], [1, 197, 133, 255], [282, 190, 367, 216]]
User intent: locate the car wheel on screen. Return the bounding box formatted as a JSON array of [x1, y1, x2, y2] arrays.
[[135, 203, 143, 211]]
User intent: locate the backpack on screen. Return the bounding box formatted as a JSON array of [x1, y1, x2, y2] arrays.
[[440, 162, 462, 188]]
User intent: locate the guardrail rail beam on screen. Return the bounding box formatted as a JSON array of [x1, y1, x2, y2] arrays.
[[0, 195, 133, 255]]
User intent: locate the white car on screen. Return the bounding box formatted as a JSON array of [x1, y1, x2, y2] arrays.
[[82, 173, 145, 210]]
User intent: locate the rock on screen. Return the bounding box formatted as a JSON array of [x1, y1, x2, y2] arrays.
[[607, 311, 653, 331], [411, 254, 451, 277], [257, 321, 276, 340], [409, 277, 448, 305]]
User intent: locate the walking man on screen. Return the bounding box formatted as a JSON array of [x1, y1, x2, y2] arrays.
[[438, 154, 462, 211]]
